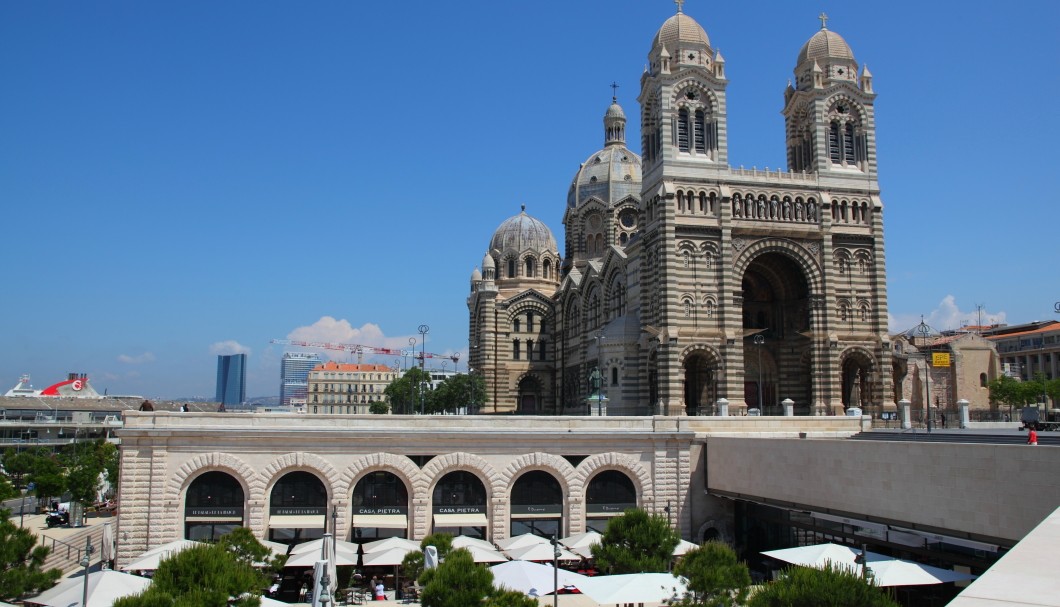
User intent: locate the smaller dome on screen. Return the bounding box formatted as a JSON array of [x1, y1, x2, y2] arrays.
[[604, 101, 626, 121], [652, 13, 711, 53], [471, 267, 482, 281], [797, 28, 855, 66], [489, 206, 558, 254], [482, 253, 495, 269]]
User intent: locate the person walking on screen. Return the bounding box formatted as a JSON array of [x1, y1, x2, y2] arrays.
[[1027, 426, 1038, 445]]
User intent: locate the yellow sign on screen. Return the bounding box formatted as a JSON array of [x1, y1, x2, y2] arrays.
[[932, 352, 951, 367]]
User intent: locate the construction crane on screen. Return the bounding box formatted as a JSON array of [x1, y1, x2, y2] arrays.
[[270, 339, 459, 366]]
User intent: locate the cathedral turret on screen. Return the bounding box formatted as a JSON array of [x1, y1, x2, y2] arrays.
[[783, 14, 878, 177]]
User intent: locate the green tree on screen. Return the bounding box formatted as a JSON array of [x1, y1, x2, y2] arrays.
[[27, 454, 65, 509], [591, 508, 680, 574], [385, 368, 433, 415], [403, 532, 455, 583], [369, 401, 390, 414], [671, 541, 751, 606], [218, 526, 286, 573], [483, 589, 539, 607], [420, 548, 492, 607], [747, 564, 899, 607], [988, 375, 1039, 417], [2, 449, 34, 489], [428, 374, 486, 414], [0, 511, 62, 599], [113, 543, 266, 607]]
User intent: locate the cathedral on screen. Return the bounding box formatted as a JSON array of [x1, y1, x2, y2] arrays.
[[467, 7, 893, 416]]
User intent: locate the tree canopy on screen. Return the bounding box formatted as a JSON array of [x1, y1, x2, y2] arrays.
[[671, 541, 751, 606], [385, 368, 433, 415], [591, 508, 680, 574], [0, 510, 62, 600], [113, 541, 269, 607], [747, 563, 899, 607]]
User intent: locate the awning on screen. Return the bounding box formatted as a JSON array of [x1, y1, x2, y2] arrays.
[[352, 514, 408, 529], [510, 512, 562, 520], [185, 515, 243, 522], [269, 515, 326, 529], [434, 513, 488, 527]]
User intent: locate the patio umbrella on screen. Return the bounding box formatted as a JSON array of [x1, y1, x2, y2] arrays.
[[452, 535, 498, 551], [505, 542, 580, 562], [361, 546, 416, 567], [490, 560, 590, 596], [762, 542, 978, 587], [361, 536, 421, 554], [496, 533, 550, 551], [284, 546, 359, 568], [289, 537, 360, 555], [673, 539, 700, 556], [579, 572, 687, 606], [460, 545, 509, 563], [120, 539, 204, 571], [259, 539, 290, 557], [559, 531, 602, 555], [27, 570, 152, 607]]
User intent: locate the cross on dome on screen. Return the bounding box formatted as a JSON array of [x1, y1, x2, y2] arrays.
[[818, 12, 829, 30], [610, 81, 620, 102], [674, 0, 684, 14]]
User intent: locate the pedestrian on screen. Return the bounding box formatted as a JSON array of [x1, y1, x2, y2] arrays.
[[1027, 426, 1038, 445], [375, 580, 386, 601]]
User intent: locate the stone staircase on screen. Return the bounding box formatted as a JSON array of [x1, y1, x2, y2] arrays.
[[38, 523, 107, 576]]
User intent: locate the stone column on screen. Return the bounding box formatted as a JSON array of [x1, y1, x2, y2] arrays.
[[957, 399, 970, 429], [716, 398, 729, 416], [782, 398, 794, 416], [898, 399, 911, 430]]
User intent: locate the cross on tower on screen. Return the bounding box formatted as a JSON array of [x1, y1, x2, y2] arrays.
[[818, 12, 829, 30], [675, 0, 685, 14], [610, 81, 620, 102]]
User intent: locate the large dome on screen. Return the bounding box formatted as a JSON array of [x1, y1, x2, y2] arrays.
[[797, 28, 855, 66], [652, 12, 710, 54], [489, 206, 558, 254], [568, 144, 642, 209]]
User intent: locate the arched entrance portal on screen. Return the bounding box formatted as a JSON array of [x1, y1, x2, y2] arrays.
[[683, 351, 719, 416], [517, 376, 542, 414], [585, 470, 637, 533], [841, 352, 874, 411], [184, 471, 244, 541], [268, 471, 328, 546], [510, 470, 563, 538], [350, 471, 409, 541], [433, 471, 489, 539], [741, 252, 812, 413]]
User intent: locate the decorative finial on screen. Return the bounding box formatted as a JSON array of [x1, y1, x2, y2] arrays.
[[610, 81, 620, 103], [521, 204, 526, 213], [675, 0, 685, 14], [818, 12, 828, 30]]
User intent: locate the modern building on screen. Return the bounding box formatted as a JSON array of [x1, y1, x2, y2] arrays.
[[985, 321, 1060, 388], [468, 8, 892, 417], [215, 354, 247, 406], [279, 352, 322, 407], [306, 362, 397, 414]]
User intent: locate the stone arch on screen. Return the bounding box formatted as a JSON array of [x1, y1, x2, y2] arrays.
[[574, 453, 653, 506], [169, 452, 260, 501], [261, 452, 345, 502], [499, 453, 577, 499], [732, 238, 823, 292], [826, 95, 868, 123], [679, 343, 724, 366], [421, 452, 503, 499], [697, 518, 734, 545], [341, 453, 426, 497], [668, 81, 719, 114]]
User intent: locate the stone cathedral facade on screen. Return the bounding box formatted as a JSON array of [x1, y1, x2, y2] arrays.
[[468, 8, 893, 416]]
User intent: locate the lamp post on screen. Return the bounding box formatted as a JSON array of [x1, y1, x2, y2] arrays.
[[418, 324, 430, 370], [915, 318, 932, 432], [406, 338, 416, 372], [753, 334, 766, 411], [550, 535, 560, 607], [80, 537, 94, 607]]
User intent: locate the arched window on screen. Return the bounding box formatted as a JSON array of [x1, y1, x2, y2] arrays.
[[543, 259, 552, 279], [538, 339, 547, 361], [513, 340, 520, 360], [525, 257, 535, 278], [844, 123, 856, 163], [694, 110, 706, 153], [677, 108, 690, 152], [611, 367, 619, 385], [980, 373, 987, 387], [507, 258, 516, 278], [526, 310, 534, 332], [513, 317, 521, 333]]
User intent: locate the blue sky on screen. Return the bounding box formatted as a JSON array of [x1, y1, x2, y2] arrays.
[[2, 1, 1057, 399]]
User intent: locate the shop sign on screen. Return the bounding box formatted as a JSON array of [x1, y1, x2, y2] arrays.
[[932, 352, 951, 367], [270, 506, 327, 516], [186, 507, 243, 518], [586, 503, 635, 514], [510, 504, 562, 515], [354, 506, 408, 515], [434, 505, 485, 514]]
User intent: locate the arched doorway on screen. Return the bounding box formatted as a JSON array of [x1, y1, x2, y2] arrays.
[[184, 471, 244, 541], [510, 470, 563, 538], [433, 471, 489, 539], [841, 352, 873, 411], [268, 471, 328, 546], [683, 351, 718, 415], [740, 252, 812, 413], [517, 376, 542, 414], [350, 471, 409, 541], [585, 470, 637, 533]]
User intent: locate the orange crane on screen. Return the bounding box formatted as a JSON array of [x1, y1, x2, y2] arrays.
[[270, 339, 459, 367]]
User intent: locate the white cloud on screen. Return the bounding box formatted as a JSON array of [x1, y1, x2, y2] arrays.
[[209, 340, 252, 356], [117, 352, 156, 364], [284, 317, 420, 361], [889, 295, 1007, 334]]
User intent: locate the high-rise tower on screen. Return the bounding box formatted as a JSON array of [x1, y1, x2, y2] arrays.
[[215, 354, 247, 406], [280, 352, 322, 407]]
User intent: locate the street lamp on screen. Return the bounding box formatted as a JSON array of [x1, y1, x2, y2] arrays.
[[418, 324, 430, 370], [753, 333, 766, 411], [406, 338, 416, 372], [915, 317, 932, 432], [80, 537, 94, 607], [550, 535, 560, 607]]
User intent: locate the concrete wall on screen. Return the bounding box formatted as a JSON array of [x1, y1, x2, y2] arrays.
[[706, 436, 1060, 544]]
